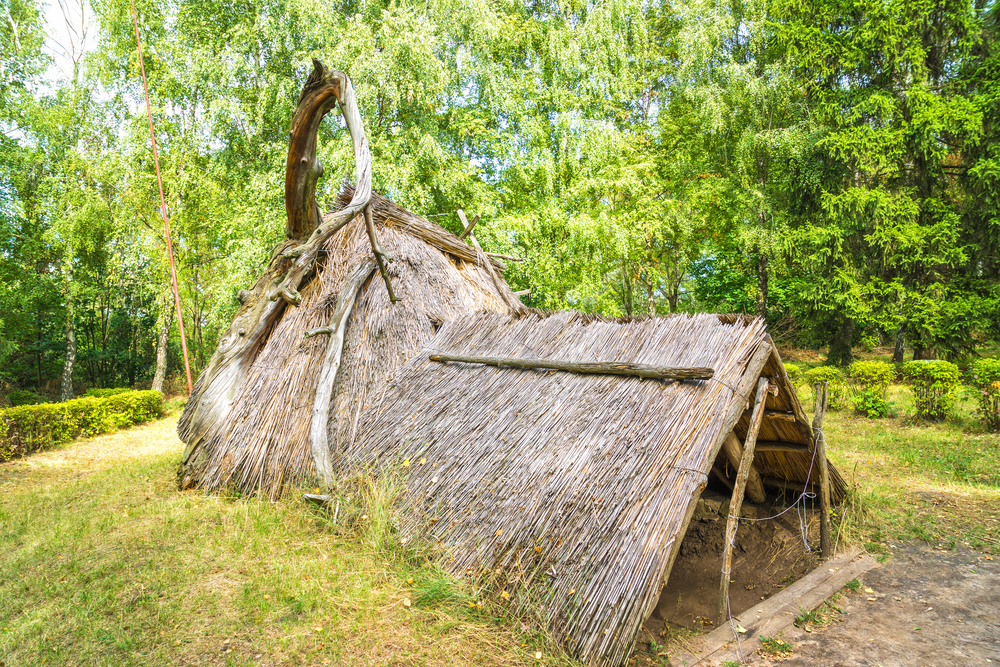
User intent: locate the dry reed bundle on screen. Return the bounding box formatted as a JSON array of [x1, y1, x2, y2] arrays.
[[178, 192, 518, 498], [345, 311, 841, 666]]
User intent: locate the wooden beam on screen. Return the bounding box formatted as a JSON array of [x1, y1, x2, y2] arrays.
[[717, 376, 770, 625], [309, 260, 376, 487], [755, 441, 809, 453], [710, 465, 735, 491], [456, 209, 481, 240], [513, 289, 530, 297], [761, 475, 817, 494], [721, 432, 766, 504], [429, 353, 714, 380], [487, 252, 524, 262], [813, 381, 832, 558]]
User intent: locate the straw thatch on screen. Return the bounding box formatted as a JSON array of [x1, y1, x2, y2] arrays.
[[340, 310, 845, 666], [177, 188, 520, 498]]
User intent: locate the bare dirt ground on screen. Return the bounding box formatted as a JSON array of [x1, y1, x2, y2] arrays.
[[748, 541, 1000, 667], [634, 495, 1000, 667], [644, 503, 823, 634]]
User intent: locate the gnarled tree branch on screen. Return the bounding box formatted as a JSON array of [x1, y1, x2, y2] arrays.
[[179, 60, 377, 468]]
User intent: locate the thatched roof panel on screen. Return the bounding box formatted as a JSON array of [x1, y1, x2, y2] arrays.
[[344, 311, 826, 665]]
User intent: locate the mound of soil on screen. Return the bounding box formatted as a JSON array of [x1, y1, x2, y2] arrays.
[[645, 497, 822, 635]]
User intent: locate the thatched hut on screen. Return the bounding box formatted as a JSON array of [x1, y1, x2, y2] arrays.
[[178, 62, 846, 666], [341, 310, 846, 666]]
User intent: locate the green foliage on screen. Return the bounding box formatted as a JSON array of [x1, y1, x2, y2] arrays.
[[783, 363, 802, 385], [968, 358, 1000, 431], [848, 360, 895, 418], [6, 389, 41, 406], [803, 366, 848, 410], [759, 635, 793, 655], [83, 387, 132, 398], [902, 361, 962, 421], [0, 390, 162, 462]]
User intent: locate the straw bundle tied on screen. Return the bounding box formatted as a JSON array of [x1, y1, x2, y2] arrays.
[[178, 191, 518, 498], [346, 312, 789, 666]]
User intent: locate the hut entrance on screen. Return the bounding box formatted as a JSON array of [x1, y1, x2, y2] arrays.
[[644, 477, 824, 636]]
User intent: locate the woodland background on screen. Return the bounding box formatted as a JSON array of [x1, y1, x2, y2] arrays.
[[2, 0, 999, 398]]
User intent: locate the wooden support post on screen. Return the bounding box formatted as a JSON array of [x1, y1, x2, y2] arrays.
[[721, 432, 766, 504], [717, 376, 770, 626], [813, 380, 832, 558]]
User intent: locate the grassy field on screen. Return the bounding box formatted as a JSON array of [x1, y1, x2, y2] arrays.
[[819, 384, 1000, 556], [0, 415, 570, 667], [1, 375, 998, 667]]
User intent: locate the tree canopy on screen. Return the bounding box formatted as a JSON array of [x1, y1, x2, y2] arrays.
[[1, 0, 998, 397]]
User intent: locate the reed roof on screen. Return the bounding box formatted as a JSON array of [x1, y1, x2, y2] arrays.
[[344, 310, 845, 666], [178, 189, 518, 498]]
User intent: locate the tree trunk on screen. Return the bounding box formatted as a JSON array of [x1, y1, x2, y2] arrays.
[[828, 316, 855, 367], [892, 324, 905, 363], [151, 294, 173, 393], [755, 251, 769, 320], [646, 275, 656, 317], [60, 257, 76, 401]]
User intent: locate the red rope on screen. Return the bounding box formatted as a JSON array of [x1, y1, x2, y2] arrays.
[[129, 0, 193, 395]]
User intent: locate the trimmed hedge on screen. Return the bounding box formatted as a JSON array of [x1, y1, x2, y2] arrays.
[[968, 357, 1000, 431], [0, 390, 162, 462], [902, 360, 961, 421], [848, 360, 895, 418], [83, 387, 133, 398], [7, 390, 42, 407]]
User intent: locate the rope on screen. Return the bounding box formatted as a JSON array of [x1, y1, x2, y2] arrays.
[[129, 0, 194, 395]]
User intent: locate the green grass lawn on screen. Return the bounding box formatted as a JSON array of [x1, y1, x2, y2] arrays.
[[803, 383, 1000, 555], [0, 416, 570, 667]]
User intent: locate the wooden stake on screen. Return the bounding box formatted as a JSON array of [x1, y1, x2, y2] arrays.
[[813, 380, 832, 558], [430, 353, 714, 380], [717, 376, 770, 625]]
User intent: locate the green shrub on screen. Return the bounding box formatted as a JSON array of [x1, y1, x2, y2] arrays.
[[901, 360, 961, 421], [0, 390, 162, 462], [7, 390, 42, 407], [83, 387, 133, 398], [848, 360, 895, 418], [783, 363, 803, 385], [803, 366, 848, 410], [968, 357, 1000, 431]]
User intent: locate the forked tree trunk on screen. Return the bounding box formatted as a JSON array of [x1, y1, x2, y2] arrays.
[[178, 60, 376, 473]]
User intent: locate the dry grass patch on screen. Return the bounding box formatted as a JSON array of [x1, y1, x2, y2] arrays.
[[0, 416, 575, 667]]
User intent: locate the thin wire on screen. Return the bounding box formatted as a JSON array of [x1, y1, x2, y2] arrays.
[[129, 0, 194, 396]]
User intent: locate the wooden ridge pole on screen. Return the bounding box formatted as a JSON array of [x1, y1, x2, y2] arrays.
[[130, 0, 193, 395], [813, 381, 832, 558], [717, 376, 771, 625], [429, 353, 714, 380]]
